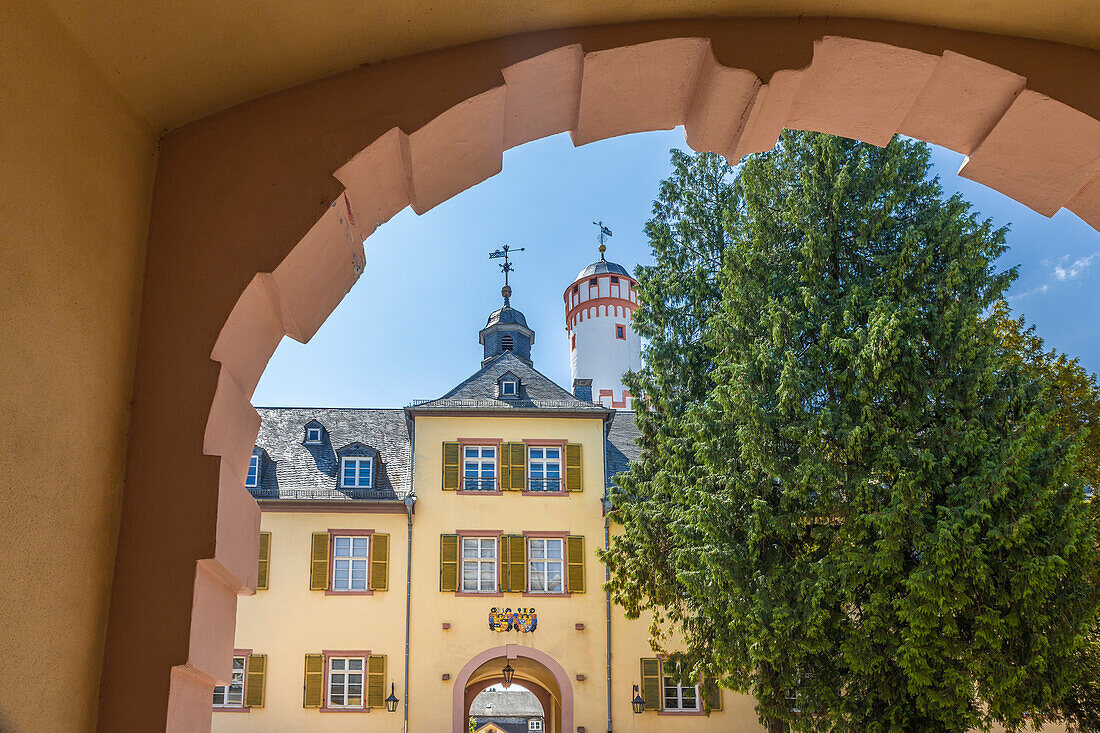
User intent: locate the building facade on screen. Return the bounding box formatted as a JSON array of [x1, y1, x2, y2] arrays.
[[211, 250, 754, 733]]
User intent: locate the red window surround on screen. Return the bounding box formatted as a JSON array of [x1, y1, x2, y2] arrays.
[[456, 438, 503, 495], [319, 650, 372, 713], [522, 439, 569, 496], [325, 528, 374, 596], [454, 529, 504, 597], [522, 530, 572, 598], [615, 323, 626, 340]]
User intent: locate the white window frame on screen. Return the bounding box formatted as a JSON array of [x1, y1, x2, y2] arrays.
[[327, 656, 365, 709], [305, 426, 323, 444], [244, 453, 260, 488], [339, 456, 373, 489], [460, 536, 497, 593], [463, 446, 496, 491], [213, 655, 246, 708], [661, 659, 700, 712], [527, 446, 562, 492], [331, 535, 370, 592], [500, 379, 518, 397], [529, 719, 543, 731], [527, 537, 564, 594]]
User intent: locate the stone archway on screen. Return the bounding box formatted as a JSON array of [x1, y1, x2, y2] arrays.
[[454, 645, 572, 733], [95, 19, 1100, 732]]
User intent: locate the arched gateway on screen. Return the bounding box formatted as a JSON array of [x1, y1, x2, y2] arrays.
[[454, 646, 573, 733]]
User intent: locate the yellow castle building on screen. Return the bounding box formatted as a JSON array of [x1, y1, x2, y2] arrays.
[[210, 249, 754, 733]]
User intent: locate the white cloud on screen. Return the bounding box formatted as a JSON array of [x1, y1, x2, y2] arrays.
[[1053, 251, 1099, 281]]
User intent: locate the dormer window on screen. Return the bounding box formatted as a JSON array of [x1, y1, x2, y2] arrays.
[[244, 452, 260, 488], [501, 334, 514, 352], [339, 456, 373, 489], [501, 380, 518, 397], [305, 426, 323, 444]]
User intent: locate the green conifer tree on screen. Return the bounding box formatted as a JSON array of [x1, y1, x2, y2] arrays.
[[603, 132, 1098, 732]]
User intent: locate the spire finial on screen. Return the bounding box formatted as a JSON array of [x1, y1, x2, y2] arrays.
[[593, 221, 613, 258], [489, 244, 525, 305]]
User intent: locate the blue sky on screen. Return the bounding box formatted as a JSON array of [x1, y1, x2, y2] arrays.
[[252, 129, 1100, 408]]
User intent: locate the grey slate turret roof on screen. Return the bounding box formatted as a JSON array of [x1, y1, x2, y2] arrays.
[[485, 305, 529, 328], [409, 351, 609, 413], [576, 259, 629, 279], [250, 407, 411, 500]]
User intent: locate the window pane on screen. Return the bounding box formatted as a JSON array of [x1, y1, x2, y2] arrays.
[[348, 659, 363, 671], [352, 537, 369, 556], [334, 537, 350, 555], [546, 540, 562, 558]]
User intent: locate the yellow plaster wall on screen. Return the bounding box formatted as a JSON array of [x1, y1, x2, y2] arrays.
[[217, 510, 410, 732], [0, 1, 156, 730]]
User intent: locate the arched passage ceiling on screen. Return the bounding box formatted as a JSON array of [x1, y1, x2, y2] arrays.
[[40, 0, 1100, 131]]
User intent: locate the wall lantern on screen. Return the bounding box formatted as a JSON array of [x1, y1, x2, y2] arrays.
[[502, 663, 515, 688], [631, 684, 646, 714], [385, 682, 399, 713]]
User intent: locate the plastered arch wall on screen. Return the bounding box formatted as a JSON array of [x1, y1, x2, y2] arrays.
[[454, 646, 572, 733], [98, 19, 1100, 732]]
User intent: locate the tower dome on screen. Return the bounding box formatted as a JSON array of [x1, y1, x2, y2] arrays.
[[563, 244, 641, 408], [480, 285, 535, 366]]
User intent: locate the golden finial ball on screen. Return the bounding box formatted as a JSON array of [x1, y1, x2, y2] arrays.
[[599, 244, 606, 254]]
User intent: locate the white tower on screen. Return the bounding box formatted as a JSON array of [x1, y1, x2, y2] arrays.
[[564, 243, 642, 408]]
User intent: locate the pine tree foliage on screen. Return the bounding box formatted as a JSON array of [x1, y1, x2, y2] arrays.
[[602, 132, 1098, 732]]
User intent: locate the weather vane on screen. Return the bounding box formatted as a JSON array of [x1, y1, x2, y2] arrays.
[[488, 244, 525, 305], [593, 221, 613, 259]]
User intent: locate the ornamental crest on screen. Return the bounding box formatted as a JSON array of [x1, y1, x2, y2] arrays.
[[489, 607, 537, 633]]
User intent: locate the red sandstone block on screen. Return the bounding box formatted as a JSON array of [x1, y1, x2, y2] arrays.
[[334, 128, 413, 234], [503, 45, 584, 149], [573, 38, 709, 146], [186, 562, 240, 684], [899, 50, 1025, 155], [407, 86, 506, 214], [1068, 173, 1100, 230], [961, 89, 1100, 217], [216, 460, 262, 593], [731, 68, 804, 162], [204, 367, 261, 484], [211, 273, 285, 398], [684, 49, 760, 156], [270, 199, 364, 343], [786, 36, 938, 147]]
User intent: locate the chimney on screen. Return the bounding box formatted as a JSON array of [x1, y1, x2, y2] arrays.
[[572, 378, 593, 402]]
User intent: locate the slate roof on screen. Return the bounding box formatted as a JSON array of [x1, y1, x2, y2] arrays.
[[576, 258, 629, 279], [409, 352, 609, 413], [605, 410, 641, 486], [470, 689, 543, 717], [250, 407, 411, 500], [485, 305, 529, 329]]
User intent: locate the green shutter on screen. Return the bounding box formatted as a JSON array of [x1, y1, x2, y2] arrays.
[[703, 676, 723, 712], [566, 535, 585, 593], [309, 532, 329, 591], [640, 658, 662, 711], [442, 442, 460, 489], [499, 443, 511, 490], [303, 654, 324, 708], [369, 533, 389, 591], [440, 534, 459, 592], [366, 655, 386, 708], [502, 534, 527, 593], [256, 532, 271, 590], [244, 654, 266, 708], [508, 442, 526, 490], [565, 443, 582, 491]]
